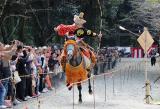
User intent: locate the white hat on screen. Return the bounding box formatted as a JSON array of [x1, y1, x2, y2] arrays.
[[5, 45, 10, 48], [42, 46, 47, 49], [73, 12, 86, 25]]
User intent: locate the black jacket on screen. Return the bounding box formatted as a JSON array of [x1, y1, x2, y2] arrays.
[[16, 55, 28, 76]]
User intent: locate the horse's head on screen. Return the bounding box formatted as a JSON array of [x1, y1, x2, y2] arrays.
[[64, 40, 78, 61]]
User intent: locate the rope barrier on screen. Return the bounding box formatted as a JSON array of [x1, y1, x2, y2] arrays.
[[28, 61, 129, 104], [0, 59, 147, 109], [43, 61, 134, 99], [0, 69, 64, 82], [0, 59, 146, 82]]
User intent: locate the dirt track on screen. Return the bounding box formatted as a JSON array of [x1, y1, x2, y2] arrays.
[[14, 58, 160, 109]]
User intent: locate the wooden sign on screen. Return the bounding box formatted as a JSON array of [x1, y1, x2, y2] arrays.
[[137, 27, 154, 53]]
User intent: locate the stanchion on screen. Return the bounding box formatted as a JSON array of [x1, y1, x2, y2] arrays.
[[38, 100, 40, 109], [72, 84, 75, 109], [112, 74, 115, 95], [136, 62, 138, 73], [138, 62, 140, 73], [130, 65, 133, 80], [123, 68, 126, 85], [37, 95, 40, 109], [134, 62, 136, 78], [104, 75, 107, 102], [145, 80, 152, 103], [120, 69, 122, 89], [144, 54, 152, 104], [127, 65, 130, 82], [93, 77, 95, 109]]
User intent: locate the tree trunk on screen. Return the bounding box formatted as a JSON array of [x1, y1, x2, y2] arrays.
[[0, 26, 7, 44], [18, 18, 25, 42]]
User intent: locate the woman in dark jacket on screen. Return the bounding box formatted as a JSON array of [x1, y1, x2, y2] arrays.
[[16, 50, 28, 101]]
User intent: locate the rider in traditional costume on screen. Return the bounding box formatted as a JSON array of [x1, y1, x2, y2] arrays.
[[54, 12, 102, 71]]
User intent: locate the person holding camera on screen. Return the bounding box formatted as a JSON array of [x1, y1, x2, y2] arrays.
[[0, 41, 18, 108], [16, 45, 30, 101]]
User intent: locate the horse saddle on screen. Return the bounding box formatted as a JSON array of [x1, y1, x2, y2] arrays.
[[81, 47, 96, 68], [79, 47, 91, 58], [79, 47, 94, 70]]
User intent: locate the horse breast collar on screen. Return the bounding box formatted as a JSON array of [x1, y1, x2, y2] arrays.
[[66, 52, 85, 70]]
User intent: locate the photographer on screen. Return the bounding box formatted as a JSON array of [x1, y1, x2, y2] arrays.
[[16, 46, 29, 101], [0, 41, 18, 108]]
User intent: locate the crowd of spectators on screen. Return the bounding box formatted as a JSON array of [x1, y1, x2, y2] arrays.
[[0, 40, 120, 108], [94, 47, 120, 75], [0, 41, 64, 108]]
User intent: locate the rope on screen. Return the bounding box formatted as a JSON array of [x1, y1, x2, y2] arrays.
[[0, 60, 144, 82], [0, 59, 123, 82], [51, 61, 132, 96], [0, 61, 126, 81], [14, 61, 137, 108], [34, 61, 130, 102], [0, 58, 138, 83], [0, 69, 64, 82]]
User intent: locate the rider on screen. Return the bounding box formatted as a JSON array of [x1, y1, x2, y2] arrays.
[[54, 12, 102, 70]]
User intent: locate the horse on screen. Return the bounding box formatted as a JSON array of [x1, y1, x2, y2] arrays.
[[60, 38, 96, 103]]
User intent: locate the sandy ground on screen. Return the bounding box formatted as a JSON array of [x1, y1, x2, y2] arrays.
[[14, 58, 160, 109]]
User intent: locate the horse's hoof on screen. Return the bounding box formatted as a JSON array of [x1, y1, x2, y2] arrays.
[[79, 99, 82, 103], [87, 69, 91, 72], [89, 90, 93, 95], [66, 83, 72, 90], [68, 86, 72, 90]]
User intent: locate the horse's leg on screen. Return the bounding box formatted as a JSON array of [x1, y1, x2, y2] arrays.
[[66, 83, 72, 90], [88, 72, 93, 94], [77, 83, 82, 103]]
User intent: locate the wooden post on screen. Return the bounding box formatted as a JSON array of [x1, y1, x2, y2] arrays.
[[144, 27, 151, 104], [93, 78, 96, 109], [104, 75, 107, 102], [72, 85, 74, 109]]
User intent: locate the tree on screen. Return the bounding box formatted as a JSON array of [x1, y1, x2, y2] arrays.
[[1, 0, 160, 47]]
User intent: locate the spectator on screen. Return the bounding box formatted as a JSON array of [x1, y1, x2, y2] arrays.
[[151, 50, 156, 66], [16, 48, 28, 101], [0, 42, 17, 108], [0, 41, 121, 108]]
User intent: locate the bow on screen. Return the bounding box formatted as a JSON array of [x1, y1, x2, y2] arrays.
[[96, 0, 103, 55]]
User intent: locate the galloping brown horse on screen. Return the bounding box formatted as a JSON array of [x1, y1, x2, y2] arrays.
[[60, 39, 96, 103]]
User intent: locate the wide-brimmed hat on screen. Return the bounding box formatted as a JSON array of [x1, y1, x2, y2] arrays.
[[73, 12, 86, 25]]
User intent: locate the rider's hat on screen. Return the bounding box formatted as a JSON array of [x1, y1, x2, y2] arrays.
[[73, 12, 86, 25]]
